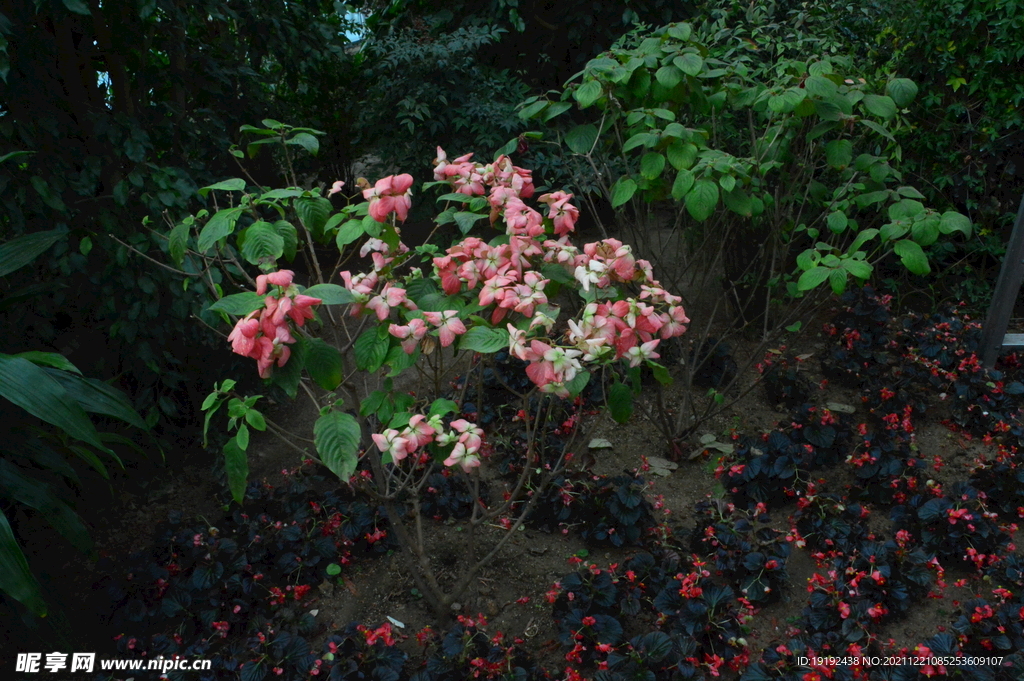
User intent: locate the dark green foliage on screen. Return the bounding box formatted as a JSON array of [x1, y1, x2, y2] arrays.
[[0, 0, 360, 436]]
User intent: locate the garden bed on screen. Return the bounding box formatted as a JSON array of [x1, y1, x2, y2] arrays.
[[17, 287, 1024, 681]]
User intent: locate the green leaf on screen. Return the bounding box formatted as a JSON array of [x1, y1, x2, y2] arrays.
[[541, 101, 571, 122], [334, 219, 365, 248], [607, 383, 633, 424], [797, 266, 831, 291], [827, 211, 849, 234], [888, 199, 924, 221], [860, 119, 895, 141], [197, 207, 243, 254], [44, 369, 148, 430], [565, 370, 590, 397], [326, 563, 342, 576], [655, 65, 683, 88], [208, 292, 264, 316], [649, 363, 672, 386], [849, 228, 879, 252], [354, 327, 388, 372], [824, 139, 853, 169], [841, 258, 872, 279], [0, 458, 93, 555], [13, 351, 80, 374], [245, 408, 266, 431], [0, 507, 47, 617], [273, 220, 298, 261], [62, 0, 92, 15], [305, 338, 343, 390], [722, 188, 752, 216], [259, 188, 304, 200], [314, 411, 361, 481], [640, 152, 666, 180], [804, 75, 837, 98], [575, 80, 602, 108], [198, 178, 246, 198], [518, 99, 548, 120], [168, 221, 189, 266], [673, 53, 703, 76], [897, 186, 926, 199], [0, 230, 65, 278], [234, 422, 249, 450], [885, 78, 918, 107], [459, 326, 509, 353], [623, 132, 656, 152], [493, 138, 518, 159], [719, 175, 736, 193], [828, 268, 847, 294], [862, 94, 897, 119], [296, 197, 332, 241], [0, 355, 111, 454], [768, 88, 806, 113], [286, 132, 319, 156], [611, 178, 637, 208], [893, 239, 930, 275], [223, 437, 248, 505], [666, 141, 697, 170], [303, 283, 353, 305], [429, 398, 459, 418], [454, 212, 487, 235], [240, 221, 285, 265], [667, 23, 692, 41], [671, 169, 695, 201], [685, 179, 719, 222], [939, 211, 972, 236], [386, 345, 421, 377], [565, 124, 599, 155]]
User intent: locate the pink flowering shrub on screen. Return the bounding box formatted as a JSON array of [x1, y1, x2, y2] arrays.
[[339, 148, 688, 402], [201, 138, 688, 621]]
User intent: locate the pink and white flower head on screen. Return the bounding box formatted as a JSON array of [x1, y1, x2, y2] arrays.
[[363, 174, 414, 223], [538, 191, 580, 236], [256, 270, 295, 295], [626, 339, 661, 367], [443, 419, 484, 472], [327, 180, 346, 197], [422, 310, 467, 348], [388, 317, 428, 353], [402, 414, 436, 449], [372, 429, 414, 463], [228, 313, 260, 356]]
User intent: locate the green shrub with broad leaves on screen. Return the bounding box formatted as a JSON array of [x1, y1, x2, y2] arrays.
[[0, 232, 149, 619]]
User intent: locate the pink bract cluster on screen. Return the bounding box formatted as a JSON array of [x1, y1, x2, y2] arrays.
[[372, 414, 484, 472], [226, 270, 322, 378], [340, 149, 689, 399]]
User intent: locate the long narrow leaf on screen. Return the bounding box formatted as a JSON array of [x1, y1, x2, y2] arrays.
[[0, 355, 112, 455], [0, 508, 47, 617], [0, 459, 94, 556], [43, 368, 148, 430]]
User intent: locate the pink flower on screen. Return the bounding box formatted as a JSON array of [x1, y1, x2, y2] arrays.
[[389, 318, 428, 353], [538, 191, 579, 236], [228, 313, 260, 356], [363, 174, 414, 223], [403, 414, 436, 448], [327, 180, 346, 197], [256, 270, 295, 295], [372, 429, 414, 463], [422, 310, 466, 347], [288, 294, 321, 327]]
